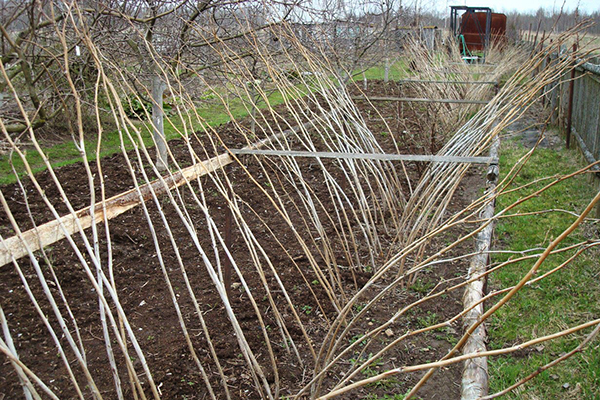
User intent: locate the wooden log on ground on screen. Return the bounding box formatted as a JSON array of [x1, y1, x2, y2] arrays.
[[461, 137, 499, 400], [0, 118, 317, 267], [0, 153, 232, 267]]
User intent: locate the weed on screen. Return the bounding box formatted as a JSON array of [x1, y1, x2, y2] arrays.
[[122, 95, 151, 120], [409, 279, 434, 294], [416, 311, 439, 329], [434, 326, 458, 346], [300, 305, 313, 315], [353, 302, 366, 313], [362, 357, 384, 378], [349, 333, 368, 347], [180, 377, 195, 386], [367, 376, 401, 389]]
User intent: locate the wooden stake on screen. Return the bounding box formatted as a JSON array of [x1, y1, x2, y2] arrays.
[[0, 152, 231, 267], [224, 166, 233, 301]]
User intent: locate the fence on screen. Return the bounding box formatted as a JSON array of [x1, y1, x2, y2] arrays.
[[543, 50, 600, 165], [542, 48, 600, 216]]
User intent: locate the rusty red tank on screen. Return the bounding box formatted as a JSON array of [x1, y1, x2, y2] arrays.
[[461, 12, 507, 52]]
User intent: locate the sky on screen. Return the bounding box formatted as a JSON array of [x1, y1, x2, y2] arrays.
[[437, 0, 599, 15]]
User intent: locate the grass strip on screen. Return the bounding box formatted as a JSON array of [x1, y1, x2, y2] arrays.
[[0, 85, 301, 186], [488, 134, 600, 399], [1, 61, 411, 186]]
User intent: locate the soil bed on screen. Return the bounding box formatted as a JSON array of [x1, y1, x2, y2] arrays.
[[1, 80, 484, 399]]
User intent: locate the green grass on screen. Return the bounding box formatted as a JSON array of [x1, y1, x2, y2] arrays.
[[354, 60, 410, 82], [488, 136, 600, 399], [0, 59, 409, 186], [0, 83, 311, 185]]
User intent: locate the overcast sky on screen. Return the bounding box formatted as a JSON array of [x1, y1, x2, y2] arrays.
[[435, 0, 599, 15]]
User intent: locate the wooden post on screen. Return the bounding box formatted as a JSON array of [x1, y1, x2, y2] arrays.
[[152, 75, 168, 171], [542, 44, 552, 107], [223, 167, 233, 300], [541, 40, 553, 108], [550, 54, 560, 125], [384, 57, 390, 83], [531, 21, 541, 57], [566, 43, 577, 149]]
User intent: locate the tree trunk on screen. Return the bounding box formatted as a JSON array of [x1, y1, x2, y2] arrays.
[[250, 81, 258, 135], [152, 75, 168, 172], [384, 57, 389, 82]]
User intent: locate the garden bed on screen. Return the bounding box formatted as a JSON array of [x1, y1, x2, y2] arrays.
[[0, 80, 486, 399]]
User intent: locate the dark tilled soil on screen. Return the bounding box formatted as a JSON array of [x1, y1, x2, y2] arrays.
[[1, 80, 484, 399]]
